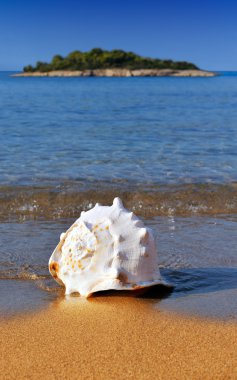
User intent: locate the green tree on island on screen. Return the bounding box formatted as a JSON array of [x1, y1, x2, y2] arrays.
[[23, 48, 199, 72]]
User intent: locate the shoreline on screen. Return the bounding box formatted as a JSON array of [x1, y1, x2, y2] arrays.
[[12, 68, 217, 77], [1, 297, 236, 379], [1, 183, 237, 221]]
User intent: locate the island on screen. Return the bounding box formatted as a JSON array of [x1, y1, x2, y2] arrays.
[[12, 48, 216, 77]]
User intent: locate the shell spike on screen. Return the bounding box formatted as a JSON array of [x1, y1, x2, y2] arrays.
[[113, 197, 124, 208], [140, 228, 149, 244]]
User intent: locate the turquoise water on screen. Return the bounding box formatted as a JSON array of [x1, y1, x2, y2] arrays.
[[1, 71, 237, 186]]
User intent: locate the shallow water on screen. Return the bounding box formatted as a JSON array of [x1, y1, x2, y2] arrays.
[[1, 72, 237, 320], [0, 215, 236, 320]]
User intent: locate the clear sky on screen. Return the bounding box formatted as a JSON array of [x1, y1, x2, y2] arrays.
[[0, 0, 236, 70]]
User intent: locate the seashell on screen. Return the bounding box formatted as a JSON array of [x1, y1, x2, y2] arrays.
[[49, 197, 170, 297]]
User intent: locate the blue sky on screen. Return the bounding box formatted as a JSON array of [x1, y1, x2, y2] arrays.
[[0, 0, 236, 70]]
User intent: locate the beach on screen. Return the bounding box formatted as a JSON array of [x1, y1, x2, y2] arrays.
[[1, 296, 236, 379]]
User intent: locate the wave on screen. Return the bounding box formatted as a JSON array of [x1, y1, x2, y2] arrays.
[[0, 263, 63, 293], [0, 181, 237, 221]]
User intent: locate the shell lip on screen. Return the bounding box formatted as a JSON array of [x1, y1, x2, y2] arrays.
[[85, 278, 173, 298], [113, 278, 173, 291], [86, 279, 173, 298]]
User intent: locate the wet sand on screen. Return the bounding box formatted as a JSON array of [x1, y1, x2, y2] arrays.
[[1, 296, 236, 379]]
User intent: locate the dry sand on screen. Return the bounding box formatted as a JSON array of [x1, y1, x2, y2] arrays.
[[0, 296, 236, 379]]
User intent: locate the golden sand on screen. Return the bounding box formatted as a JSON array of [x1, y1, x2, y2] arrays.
[[0, 296, 236, 379]]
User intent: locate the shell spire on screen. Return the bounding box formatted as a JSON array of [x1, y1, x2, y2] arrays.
[[49, 197, 170, 297]]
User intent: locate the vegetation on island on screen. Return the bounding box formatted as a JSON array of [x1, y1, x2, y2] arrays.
[[23, 48, 199, 72]]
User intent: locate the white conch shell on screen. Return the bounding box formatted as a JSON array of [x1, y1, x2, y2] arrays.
[[49, 197, 169, 297]]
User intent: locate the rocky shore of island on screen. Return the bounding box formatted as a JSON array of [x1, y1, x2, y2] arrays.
[[12, 68, 216, 77]]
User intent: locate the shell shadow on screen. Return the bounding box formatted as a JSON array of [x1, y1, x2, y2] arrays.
[[91, 284, 173, 300]]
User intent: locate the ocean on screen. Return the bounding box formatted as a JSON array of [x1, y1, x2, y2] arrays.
[[1, 71, 237, 319]]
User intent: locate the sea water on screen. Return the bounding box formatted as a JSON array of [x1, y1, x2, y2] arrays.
[[0, 71, 237, 319]]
